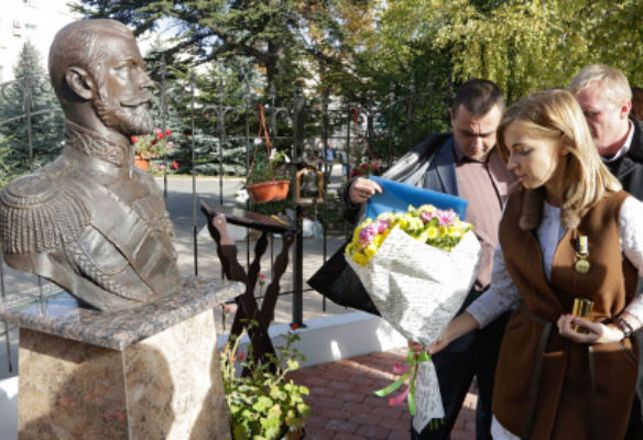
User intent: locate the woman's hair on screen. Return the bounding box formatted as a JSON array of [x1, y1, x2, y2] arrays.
[[496, 89, 621, 228]]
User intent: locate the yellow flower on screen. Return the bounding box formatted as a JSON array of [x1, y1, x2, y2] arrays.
[[426, 225, 438, 239], [447, 226, 462, 238], [363, 244, 377, 258], [353, 252, 369, 266], [418, 204, 437, 213]]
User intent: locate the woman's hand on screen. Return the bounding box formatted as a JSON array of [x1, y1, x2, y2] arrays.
[[408, 340, 426, 354], [348, 177, 382, 204], [557, 314, 624, 344], [427, 312, 480, 355]]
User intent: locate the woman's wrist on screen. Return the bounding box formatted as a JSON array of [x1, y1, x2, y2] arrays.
[[612, 316, 634, 339]]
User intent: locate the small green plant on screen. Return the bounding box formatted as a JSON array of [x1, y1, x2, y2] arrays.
[[221, 329, 311, 440]]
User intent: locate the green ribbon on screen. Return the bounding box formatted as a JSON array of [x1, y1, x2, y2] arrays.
[[374, 371, 410, 397], [374, 350, 431, 416]]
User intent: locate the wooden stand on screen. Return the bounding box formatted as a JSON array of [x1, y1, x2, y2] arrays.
[[201, 203, 296, 369]]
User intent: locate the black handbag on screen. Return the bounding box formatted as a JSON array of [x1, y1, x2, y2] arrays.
[[307, 241, 380, 316]]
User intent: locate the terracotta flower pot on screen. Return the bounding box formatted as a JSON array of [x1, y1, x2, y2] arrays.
[[134, 154, 150, 171], [280, 426, 305, 439], [247, 180, 290, 203]]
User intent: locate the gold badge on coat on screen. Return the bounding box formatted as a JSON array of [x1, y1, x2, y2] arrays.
[[574, 234, 590, 274]]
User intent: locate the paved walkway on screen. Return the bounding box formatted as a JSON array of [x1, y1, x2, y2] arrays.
[[288, 348, 477, 440]]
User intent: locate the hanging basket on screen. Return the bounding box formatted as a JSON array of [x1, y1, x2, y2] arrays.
[[245, 103, 292, 204], [247, 179, 290, 203]]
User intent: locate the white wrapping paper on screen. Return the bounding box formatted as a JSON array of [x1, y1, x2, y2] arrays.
[[347, 226, 481, 431]]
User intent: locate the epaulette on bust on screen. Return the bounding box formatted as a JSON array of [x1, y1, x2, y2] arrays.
[[0, 172, 90, 255]]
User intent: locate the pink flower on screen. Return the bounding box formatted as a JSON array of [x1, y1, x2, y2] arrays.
[[436, 209, 456, 226], [420, 210, 435, 223], [392, 362, 410, 375], [358, 224, 377, 245], [165, 128, 172, 136], [388, 386, 410, 407], [376, 219, 390, 234], [130, 136, 139, 144]]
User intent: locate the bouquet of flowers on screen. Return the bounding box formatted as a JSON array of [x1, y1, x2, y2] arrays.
[[346, 205, 472, 266], [345, 180, 481, 432]]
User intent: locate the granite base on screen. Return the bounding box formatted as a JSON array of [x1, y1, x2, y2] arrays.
[[17, 309, 230, 440]]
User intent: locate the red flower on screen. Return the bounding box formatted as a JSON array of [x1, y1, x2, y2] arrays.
[[171, 160, 179, 170], [290, 322, 301, 330], [155, 128, 164, 140], [130, 136, 139, 144], [165, 128, 172, 136]]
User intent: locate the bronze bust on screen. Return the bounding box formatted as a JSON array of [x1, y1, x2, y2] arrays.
[[0, 19, 181, 311]]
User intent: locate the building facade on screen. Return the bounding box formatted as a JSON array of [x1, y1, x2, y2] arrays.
[[0, 0, 80, 83]]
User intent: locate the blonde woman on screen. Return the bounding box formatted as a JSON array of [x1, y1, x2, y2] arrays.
[[430, 89, 643, 440]]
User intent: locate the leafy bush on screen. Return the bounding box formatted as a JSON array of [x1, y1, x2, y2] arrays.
[[221, 329, 310, 440]]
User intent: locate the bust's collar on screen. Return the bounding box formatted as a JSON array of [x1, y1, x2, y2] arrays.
[[65, 120, 131, 169]]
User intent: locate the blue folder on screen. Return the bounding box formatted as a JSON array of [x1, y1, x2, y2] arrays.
[[364, 176, 468, 220]]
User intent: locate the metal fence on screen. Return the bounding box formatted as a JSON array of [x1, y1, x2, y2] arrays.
[[0, 58, 450, 375]]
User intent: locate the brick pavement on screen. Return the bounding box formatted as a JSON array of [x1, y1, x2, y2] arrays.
[[287, 348, 477, 440]]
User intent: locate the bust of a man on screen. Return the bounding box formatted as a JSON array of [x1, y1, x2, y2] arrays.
[[0, 19, 181, 311]]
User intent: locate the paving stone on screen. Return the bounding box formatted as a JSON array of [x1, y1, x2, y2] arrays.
[[293, 349, 476, 440], [354, 424, 391, 439]]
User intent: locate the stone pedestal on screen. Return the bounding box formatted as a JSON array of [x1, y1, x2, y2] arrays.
[[0, 277, 243, 440]]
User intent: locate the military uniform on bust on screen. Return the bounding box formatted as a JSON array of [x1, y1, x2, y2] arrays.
[[0, 121, 181, 311]]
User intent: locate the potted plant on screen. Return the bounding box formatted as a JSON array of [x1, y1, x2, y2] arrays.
[[247, 146, 291, 203], [130, 128, 175, 170], [220, 330, 310, 440], [246, 103, 291, 203]]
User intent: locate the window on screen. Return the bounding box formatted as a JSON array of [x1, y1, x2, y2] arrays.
[[12, 20, 21, 37]]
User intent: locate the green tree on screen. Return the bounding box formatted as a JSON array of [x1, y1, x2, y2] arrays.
[[0, 134, 15, 188], [0, 41, 64, 175], [376, 0, 641, 103], [72, 0, 370, 101]]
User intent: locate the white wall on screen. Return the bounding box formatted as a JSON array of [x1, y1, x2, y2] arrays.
[[0, 376, 18, 440]]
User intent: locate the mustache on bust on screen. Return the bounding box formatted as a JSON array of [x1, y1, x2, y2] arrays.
[[119, 94, 154, 108]]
